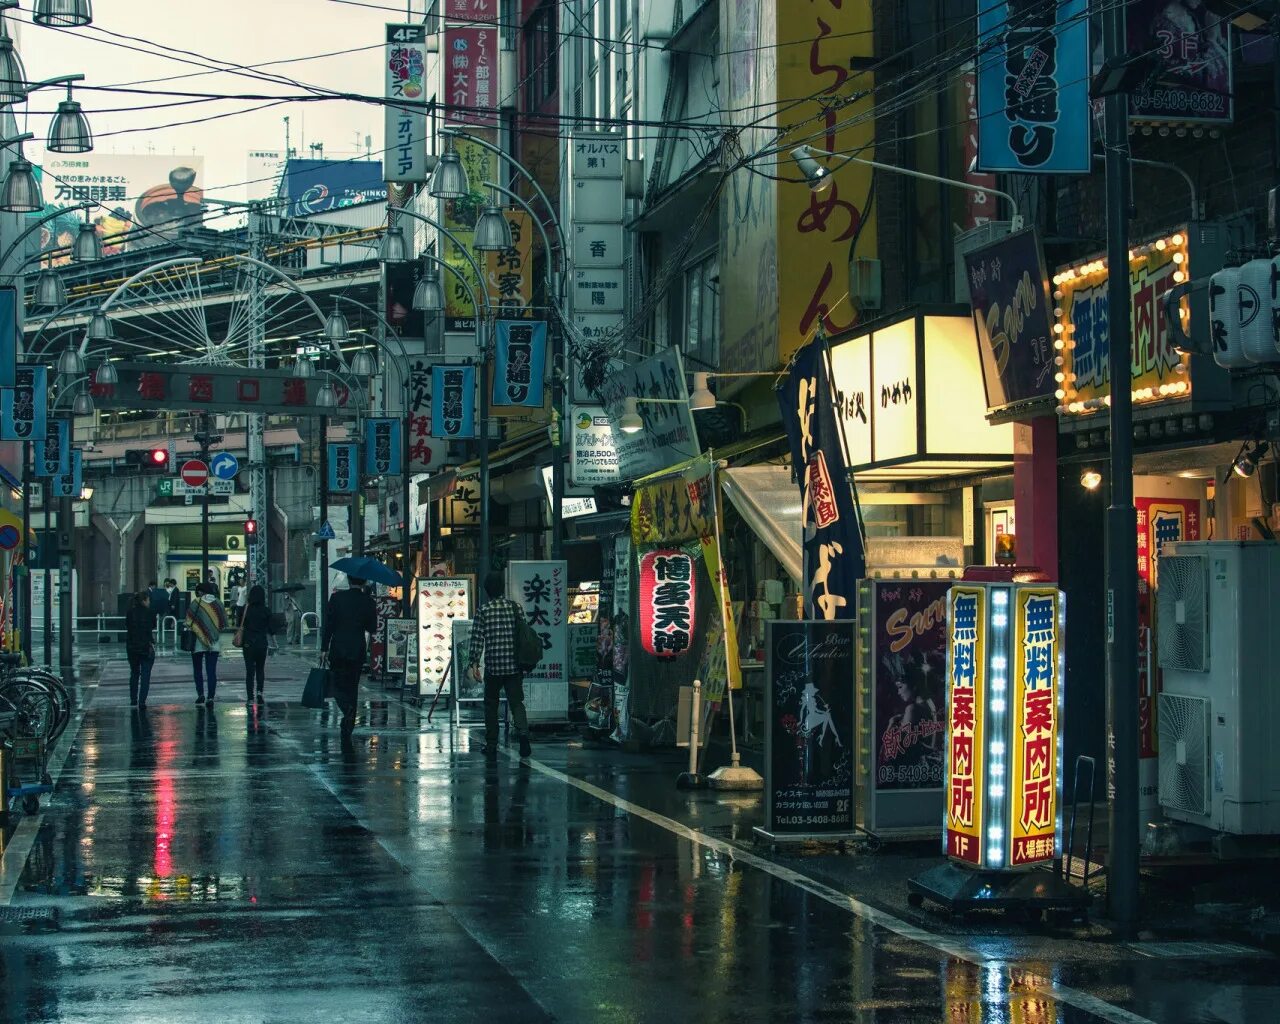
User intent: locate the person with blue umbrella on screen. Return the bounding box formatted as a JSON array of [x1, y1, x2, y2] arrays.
[[322, 570, 380, 736]]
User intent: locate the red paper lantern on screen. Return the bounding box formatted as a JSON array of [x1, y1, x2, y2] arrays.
[[638, 549, 696, 658]]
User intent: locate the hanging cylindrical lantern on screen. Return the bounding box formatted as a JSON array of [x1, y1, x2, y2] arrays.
[[1210, 267, 1248, 370], [639, 549, 697, 658]]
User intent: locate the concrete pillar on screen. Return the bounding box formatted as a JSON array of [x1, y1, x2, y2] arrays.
[[1012, 416, 1059, 579]]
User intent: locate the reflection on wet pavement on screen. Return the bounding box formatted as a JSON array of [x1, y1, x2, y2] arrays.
[[0, 693, 1274, 1023]]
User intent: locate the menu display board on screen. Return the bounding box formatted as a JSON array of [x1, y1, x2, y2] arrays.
[[384, 617, 416, 687], [764, 619, 857, 835], [416, 578, 471, 697]]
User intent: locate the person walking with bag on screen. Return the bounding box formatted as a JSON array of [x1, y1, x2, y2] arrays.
[[184, 581, 228, 705], [125, 590, 157, 709], [238, 584, 275, 705], [468, 571, 536, 759], [322, 576, 377, 736]]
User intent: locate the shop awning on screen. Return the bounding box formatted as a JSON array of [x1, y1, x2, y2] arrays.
[[720, 466, 802, 584], [454, 427, 550, 474]]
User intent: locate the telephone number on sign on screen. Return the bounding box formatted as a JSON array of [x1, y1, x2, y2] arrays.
[[775, 815, 844, 827], [1134, 89, 1226, 115]]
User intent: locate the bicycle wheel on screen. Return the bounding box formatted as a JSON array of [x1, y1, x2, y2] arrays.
[[0, 681, 57, 743], [15, 671, 71, 742]]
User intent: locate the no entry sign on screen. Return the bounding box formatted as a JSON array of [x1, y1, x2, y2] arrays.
[[181, 459, 209, 487]]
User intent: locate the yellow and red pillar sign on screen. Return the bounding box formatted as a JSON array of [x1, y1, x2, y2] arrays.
[[945, 582, 1065, 871]]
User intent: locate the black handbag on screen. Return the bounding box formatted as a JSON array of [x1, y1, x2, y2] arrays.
[[180, 628, 197, 653], [302, 665, 331, 709]]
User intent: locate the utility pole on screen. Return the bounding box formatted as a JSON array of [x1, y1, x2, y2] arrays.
[[1101, 0, 1140, 930], [318, 414, 330, 635], [194, 414, 221, 586], [247, 203, 269, 593]]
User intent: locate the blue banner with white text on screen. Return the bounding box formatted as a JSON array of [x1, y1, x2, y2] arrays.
[[492, 320, 547, 407], [777, 340, 865, 620], [33, 417, 71, 478], [364, 418, 403, 475], [50, 449, 82, 500], [0, 286, 17, 389], [431, 364, 476, 439], [327, 442, 359, 494], [1, 365, 47, 442], [976, 0, 1090, 174]]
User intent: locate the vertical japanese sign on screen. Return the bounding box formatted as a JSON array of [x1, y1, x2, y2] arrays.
[[444, 22, 497, 126], [944, 586, 986, 865], [326, 442, 359, 494], [611, 535, 632, 741], [363, 418, 403, 476], [441, 470, 481, 529], [1136, 496, 1200, 768], [33, 418, 70, 478], [508, 560, 567, 683], [383, 24, 429, 182], [775, 1, 877, 366], [1010, 587, 1063, 866], [430, 365, 476, 438], [484, 209, 535, 318], [873, 581, 949, 792], [50, 449, 82, 499], [492, 320, 547, 408], [1, 366, 47, 442], [407, 357, 446, 473], [569, 406, 619, 486], [567, 131, 626, 397], [443, 136, 498, 331], [0, 285, 16, 389], [778, 341, 865, 620], [957, 64, 999, 231], [975, 0, 1090, 174], [764, 619, 857, 835], [369, 594, 400, 680], [638, 549, 697, 659]]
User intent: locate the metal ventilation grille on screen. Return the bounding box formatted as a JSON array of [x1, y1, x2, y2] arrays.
[[1157, 554, 1207, 672], [1159, 693, 1210, 816]]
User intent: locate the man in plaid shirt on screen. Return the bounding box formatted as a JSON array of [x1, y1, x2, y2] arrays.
[[469, 570, 532, 757]]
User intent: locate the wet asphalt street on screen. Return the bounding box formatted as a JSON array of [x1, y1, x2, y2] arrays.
[[1, 656, 1277, 1023]]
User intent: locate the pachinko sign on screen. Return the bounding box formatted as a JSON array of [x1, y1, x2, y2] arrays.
[[944, 581, 1065, 872], [945, 586, 986, 865], [638, 549, 696, 659]]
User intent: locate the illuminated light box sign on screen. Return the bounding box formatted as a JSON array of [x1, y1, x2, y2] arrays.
[[943, 582, 1064, 871], [638, 548, 696, 658]]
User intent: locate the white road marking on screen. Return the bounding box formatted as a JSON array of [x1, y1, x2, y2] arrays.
[[520, 753, 1158, 1024]]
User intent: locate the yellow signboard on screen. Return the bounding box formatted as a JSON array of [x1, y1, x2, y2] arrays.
[[442, 135, 498, 330], [945, 585, 985, 865], [1054, 230, 1191, 412], [1009, 587, 1061, 866], [774, 1, 877, 367]]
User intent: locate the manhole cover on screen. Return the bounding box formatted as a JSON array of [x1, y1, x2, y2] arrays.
[[0, 906, 58, 926]]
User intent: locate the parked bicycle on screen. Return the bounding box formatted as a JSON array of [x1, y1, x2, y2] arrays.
[[0, 653, 72, 815]]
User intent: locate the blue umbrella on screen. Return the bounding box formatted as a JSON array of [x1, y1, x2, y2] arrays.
[[329, 556, 404, 588]]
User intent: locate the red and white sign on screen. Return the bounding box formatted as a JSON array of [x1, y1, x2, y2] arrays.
[[639, 549, 696, 659], [444, 25, 497, 126], [181, 460, 209, 487]]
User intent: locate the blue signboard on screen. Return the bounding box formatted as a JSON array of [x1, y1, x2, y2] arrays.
[[50, 449, 82, 500], [431, 365, 476, 439], [210, 451, 239, 480], [283, 159, 388, 217], [0, 285, 17, 389], [364, 418, 403, 475], [33, 417, 70, 478], [777, 341, 865, 620], [327, 442, 359, 494], [492, 320, 547, 408], [976, 0, 1090, 174], [1, 365, 47, 442]]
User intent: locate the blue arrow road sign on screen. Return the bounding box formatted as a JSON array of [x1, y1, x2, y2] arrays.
[[210, 451, 239, 480]]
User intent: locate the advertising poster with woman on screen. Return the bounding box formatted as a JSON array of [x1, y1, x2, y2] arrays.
[[873, 581, 950, 792]]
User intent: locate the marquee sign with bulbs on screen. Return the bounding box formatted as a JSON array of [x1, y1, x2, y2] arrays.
[[1051, 230, 1194, 416]]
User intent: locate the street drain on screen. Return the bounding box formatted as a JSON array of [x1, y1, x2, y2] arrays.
[[0, 906, 59, 928]]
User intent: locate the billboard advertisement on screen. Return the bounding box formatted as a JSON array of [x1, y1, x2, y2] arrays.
[[1127, 1, 1233, 125], [282, 159, 387, 217], [34, 154, 206, 262]]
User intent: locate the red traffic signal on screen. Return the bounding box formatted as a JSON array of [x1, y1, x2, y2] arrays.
[[245, 519, 258, 544], [148, 447, 168, 468], [125, 447, 170, 471]]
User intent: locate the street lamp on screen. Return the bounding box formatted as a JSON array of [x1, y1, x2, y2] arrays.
[[71, 390, 93, 417], [789, 144, 1024, 229], [618, 397, 644, 433], [47, 89, 93, 153], [315, 382, 338, 409], [430, 140, 470, 199], [33, 0, 93, 27], [350, 348, 377, 377], [0, 139, 43, 213], [0, 22, 25, 105], [87, 312, 114, 341], [34, 268, 66, 308], [473, 200, 514, 252], [689, 372, 715, 411], [413, 268, 444, 311], [94, 357, 117, 386], [57, 343, 85, 376], [292, 354, 316, 379], [324, 303, 351, 343], [378, 224, 409, 263], [73, 221, 102, 262]]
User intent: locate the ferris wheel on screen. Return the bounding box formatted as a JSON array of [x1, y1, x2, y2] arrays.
[[85, 254, 337, 368]]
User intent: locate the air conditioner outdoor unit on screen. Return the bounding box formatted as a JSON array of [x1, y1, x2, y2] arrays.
[[1156, 540, 1280, 834], [226, 536, 243, 551]]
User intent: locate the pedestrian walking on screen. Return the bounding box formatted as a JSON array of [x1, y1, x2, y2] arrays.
[[235, 581, 249, 627], [185, 581, 228, 705], [322, 576, 377, 736], [148, 579, 169, 620], [239, 584, 275, 704], [125, 590, 156, 709], [229, 581, 242, 626], [468, 571, 532, 758]]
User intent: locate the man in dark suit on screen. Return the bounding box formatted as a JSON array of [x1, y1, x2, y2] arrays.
[[148, 580, 169, 620], [323, 576, 377, 735]]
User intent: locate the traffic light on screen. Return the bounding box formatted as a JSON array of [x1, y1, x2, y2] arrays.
[[125, 447, 170, 472], [245, 519, 258, 545]]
